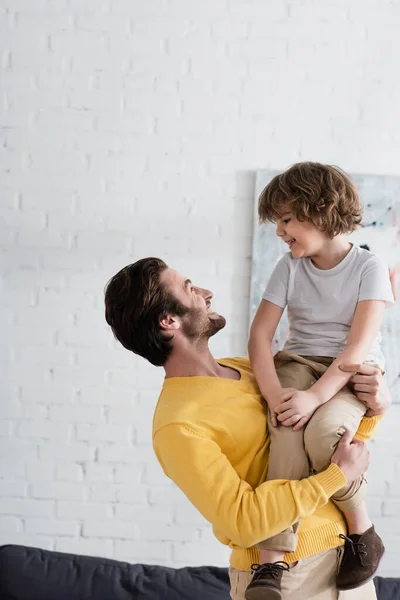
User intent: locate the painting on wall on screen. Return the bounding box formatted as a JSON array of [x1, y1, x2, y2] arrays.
[[250, 170, 400, 400]]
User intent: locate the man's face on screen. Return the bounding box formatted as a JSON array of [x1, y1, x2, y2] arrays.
[[159, 268, 226, 340]]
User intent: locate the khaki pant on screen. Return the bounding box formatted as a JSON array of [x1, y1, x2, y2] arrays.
[[229, 548, 377, 600], [259, 351, 367, 552]]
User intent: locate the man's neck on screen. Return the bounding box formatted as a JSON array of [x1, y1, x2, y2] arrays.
[[164, 343, 239, 380]]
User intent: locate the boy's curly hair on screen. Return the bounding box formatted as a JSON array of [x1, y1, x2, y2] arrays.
[[258, 162, 363, 238]]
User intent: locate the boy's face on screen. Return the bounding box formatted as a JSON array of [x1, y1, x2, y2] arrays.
[[275, 209, 329, 259]]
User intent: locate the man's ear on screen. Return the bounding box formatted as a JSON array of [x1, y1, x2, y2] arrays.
[[160, 314, 180, 332]]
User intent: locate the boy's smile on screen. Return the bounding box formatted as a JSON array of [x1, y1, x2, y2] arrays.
[[274, 209, 353, 270], [275, 211, 328, 259]]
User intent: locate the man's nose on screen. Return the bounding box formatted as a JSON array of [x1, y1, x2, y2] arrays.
[[201, 288, 213, 301]]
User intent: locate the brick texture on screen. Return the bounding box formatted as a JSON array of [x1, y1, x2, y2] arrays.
[[1, 0, 400, 576]]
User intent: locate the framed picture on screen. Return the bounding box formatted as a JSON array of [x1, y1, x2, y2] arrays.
[[250, 170, 400, 400]]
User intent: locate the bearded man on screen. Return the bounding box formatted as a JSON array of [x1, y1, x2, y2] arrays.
[[104, 257, 390, 600]]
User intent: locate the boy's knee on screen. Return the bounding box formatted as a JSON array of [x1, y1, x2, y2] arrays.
[[304, 415, 347, 471]]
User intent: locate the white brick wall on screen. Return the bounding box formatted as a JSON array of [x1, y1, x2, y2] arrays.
[[1, 0, 400, 577]]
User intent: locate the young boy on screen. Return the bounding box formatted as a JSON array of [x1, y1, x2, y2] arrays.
[[246, 162, 394, 600]]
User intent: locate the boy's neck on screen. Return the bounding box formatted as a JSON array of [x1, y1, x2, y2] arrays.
[[310, 237, 352, 270]]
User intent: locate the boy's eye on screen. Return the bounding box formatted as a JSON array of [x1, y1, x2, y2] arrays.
[[283, 218, 291, 224]]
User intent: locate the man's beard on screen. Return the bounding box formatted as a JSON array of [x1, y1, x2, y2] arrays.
[[180, 308, 226, 342]]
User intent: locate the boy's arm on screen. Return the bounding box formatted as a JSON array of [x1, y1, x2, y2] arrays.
[[276, 300, 386, 431], [153, 423, 348, 549], [310, 249, 394, 408], [248, 300, 285, 426], [308, 300, 386, 406], [249, 253, 290, 412]]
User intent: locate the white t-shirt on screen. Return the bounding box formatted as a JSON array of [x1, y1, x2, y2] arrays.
[[262, 244, 394, 368]]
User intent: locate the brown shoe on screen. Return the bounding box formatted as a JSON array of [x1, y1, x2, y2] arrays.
[[337, 525, 385, 591], [244, 561, 290, 600]]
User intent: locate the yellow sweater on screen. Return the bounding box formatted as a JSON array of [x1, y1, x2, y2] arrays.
[[152, 357, 381, 571]]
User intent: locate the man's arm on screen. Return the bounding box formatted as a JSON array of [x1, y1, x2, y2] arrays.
[[340, 361, 391, 441], [153, 423, 368, 549]]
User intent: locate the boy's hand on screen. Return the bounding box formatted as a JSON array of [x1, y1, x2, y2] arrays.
[[266, 388, 297, 428], [276, 389, 321, 431]]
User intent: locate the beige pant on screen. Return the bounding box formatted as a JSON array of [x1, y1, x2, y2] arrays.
[[260, 351, 367, 552], [229, 548, 377, 600]]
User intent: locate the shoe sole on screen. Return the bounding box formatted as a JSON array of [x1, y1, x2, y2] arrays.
[[245, 587, 282, 600], [337, 549, 384, 591]]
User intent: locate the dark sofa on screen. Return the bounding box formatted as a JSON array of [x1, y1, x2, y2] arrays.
[[0, 545, 399, 599]]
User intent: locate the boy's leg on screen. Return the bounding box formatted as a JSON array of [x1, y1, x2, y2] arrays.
[[246, 354, 317, 598], [303, 385, 367, 509], [303, 384, 384, 590], [258, 407, 308, 552], [258, 352, 316, 552]]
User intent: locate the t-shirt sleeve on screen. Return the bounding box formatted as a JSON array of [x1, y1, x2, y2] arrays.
[[262, 254, 290, 309], [359, 255, 395, 305]]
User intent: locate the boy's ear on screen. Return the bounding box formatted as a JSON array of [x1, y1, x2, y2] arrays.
[[160, 314, 180, 332]]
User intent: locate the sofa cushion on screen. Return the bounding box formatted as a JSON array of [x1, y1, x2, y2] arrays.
[[0, 545, 231, 600], [374, 576, 400, 600], [0, 545, 399, 600]]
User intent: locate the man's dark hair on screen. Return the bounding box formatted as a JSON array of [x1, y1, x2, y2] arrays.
[[104, 257, 188, 367]]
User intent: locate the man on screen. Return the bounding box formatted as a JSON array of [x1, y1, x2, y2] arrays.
[[104, 257, 390, 600]]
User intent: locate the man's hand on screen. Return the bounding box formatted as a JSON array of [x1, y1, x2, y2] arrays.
[[331, 429, 370, 482], [339, 363, 391, 416], [275, 389, 320, 431]]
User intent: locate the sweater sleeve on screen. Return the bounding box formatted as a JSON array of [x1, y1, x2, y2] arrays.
[[354, 414, 384, 442], [153, 422, 347, 549]]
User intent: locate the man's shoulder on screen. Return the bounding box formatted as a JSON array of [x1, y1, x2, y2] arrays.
[[152, 357, 255, 438], [152, 375, 225, 438], [219, 356, 252, 371]]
